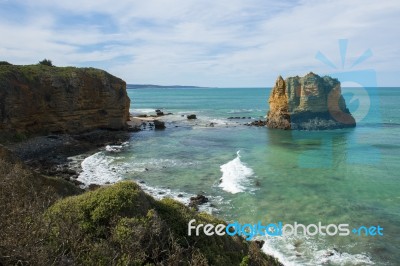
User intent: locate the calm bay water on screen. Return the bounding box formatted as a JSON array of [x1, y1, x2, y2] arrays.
[[79, 87, 400, 265]]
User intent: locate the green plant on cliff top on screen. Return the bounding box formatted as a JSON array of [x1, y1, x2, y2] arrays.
[[38, 58, 54, 66]]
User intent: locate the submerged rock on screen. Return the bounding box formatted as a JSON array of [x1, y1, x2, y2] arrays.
[[266, 72, 356, 130]]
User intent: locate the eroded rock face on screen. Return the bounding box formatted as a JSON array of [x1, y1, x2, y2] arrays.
[[266, 72, 356, 130], [0, 65, 130, 135]]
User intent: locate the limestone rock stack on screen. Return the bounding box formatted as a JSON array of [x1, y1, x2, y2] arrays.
[[266, 72, 356, 130]]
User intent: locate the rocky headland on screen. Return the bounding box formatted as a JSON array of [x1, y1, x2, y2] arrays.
[[266, 72, 356, 130], [0, 64, 130, 136]]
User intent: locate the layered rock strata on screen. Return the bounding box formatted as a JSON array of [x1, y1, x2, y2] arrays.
[[0, 65, 130, 135], [266, 72, 356, 130]]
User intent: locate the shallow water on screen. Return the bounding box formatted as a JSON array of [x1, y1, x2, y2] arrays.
[[78, 87, 400, 265]]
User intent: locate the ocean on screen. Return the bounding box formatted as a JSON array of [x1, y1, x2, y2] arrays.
[[78, 87, 400, 265]]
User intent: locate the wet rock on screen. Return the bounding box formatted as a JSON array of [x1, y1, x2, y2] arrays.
[[246, 120, 267, 127], [189, 194, 209, 210], [155, 109, 164, 116], [255, 240, 265, 249], [187, 114, 197, 119], [154, 120, 166, 130]]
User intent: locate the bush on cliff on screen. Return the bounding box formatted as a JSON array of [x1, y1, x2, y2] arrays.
[[38, 58, 54, 66], [46, 181, 281, 265]]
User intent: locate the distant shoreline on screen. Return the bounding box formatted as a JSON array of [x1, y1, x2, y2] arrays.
[[127, 84, 208, 89]]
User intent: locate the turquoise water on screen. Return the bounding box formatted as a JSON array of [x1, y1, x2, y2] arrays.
[[80, 87, 400, 265]]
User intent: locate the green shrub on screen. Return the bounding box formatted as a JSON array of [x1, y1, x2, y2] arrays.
[[38, 58, 53, 66]]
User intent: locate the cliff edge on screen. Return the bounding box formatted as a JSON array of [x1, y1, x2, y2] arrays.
[[0, 64, 130, 135], [266, 72, 356, 130]]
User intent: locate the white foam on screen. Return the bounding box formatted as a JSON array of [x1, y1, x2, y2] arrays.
[[228, 108, 254, 114], [261, 235, 375, 266], [105, 141, 129, 153], [77, 152, 121, 186], [219, 151, 254, 194], [130, 108, 158, 116]]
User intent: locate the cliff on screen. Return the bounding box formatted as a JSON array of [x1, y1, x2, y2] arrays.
[[0, 64, 130, 135], [266, 72, 356, 130]]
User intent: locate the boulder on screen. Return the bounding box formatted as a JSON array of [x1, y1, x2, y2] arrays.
[[189, 194, 209, 210], [187, 114, 197, 120], [153, 120, 166, 130], [155, 109, 164, 116]]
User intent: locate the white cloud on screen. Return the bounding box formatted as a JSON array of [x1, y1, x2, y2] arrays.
[[0, 0, 399, 86]]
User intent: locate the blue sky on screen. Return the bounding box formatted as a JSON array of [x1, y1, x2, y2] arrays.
[[0, 0, 399, 87]]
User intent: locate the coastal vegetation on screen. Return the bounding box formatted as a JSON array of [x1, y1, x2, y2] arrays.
[[0, 145, 282, 265]]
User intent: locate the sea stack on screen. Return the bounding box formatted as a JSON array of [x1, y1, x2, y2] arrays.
[[266, 72, 356, 130]]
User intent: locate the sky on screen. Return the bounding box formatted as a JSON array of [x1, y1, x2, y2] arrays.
[[0, 0, 399, 87]]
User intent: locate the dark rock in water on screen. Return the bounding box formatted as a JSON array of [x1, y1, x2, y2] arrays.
[[246, 120, 267, 127], [177, 194, 184, 198], [266, 72, 356, 130], [255, 240, 265, 249], [153, 120, 166, 130], [187, 114, 197, 119], [155, 109, 164, 116], [189, 194, 209, 210]]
